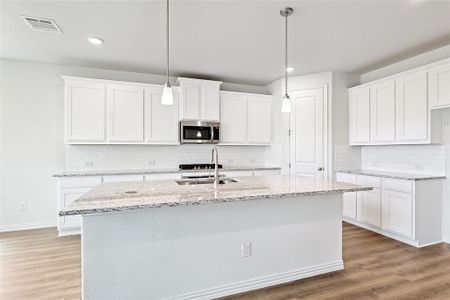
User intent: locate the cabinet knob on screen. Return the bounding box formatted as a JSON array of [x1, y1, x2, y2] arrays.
[[318, 167, 324, 171]]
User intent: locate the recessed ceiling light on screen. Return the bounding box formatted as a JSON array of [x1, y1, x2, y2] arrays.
[[88, 37, 103, 45], [286, 67, 295, 72]]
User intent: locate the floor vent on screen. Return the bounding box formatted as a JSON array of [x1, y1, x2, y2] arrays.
[[21, 16, 62, 33]]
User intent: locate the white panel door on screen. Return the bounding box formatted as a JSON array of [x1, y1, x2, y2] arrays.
[[65, 81, 106, 142], [108, 84, 144, 142], [396, 71, 428, 142], [349, 87, 370, 144], [290, 88, 324, 178], [247, 96, 271, 144], [382, 188, 413, 238], [370, 80, 396, 143], [428, 62, 450, 109], [220, 93, 246, 143], [144, 86, 179, 143], [336, 173, 357, 219], [200, 85, 220, 121], [181, 83, 201, 120]]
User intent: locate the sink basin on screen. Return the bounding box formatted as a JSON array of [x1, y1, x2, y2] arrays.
[[175, 177, 239, 186]]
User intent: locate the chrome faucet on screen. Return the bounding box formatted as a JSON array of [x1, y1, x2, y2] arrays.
[[211, 146, 219, 188]]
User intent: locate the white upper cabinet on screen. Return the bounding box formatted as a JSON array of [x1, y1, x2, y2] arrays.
[[349, 86, 370, 145], [200, 85, 220, 121], [63, 76, 272, 145], [178, 78, 222, 121], [370, 80, 396, 143], [428, 61, 450, 109], [107, 84, 144, 142], [65, 79, 106, 142], [220, 91, 272, 145], [220, 92, 247, 143], [396, 70, 428, 142], [180, 82, 201, 120], [144, 86, 179, 144], [348, 59, 448, 146], [247, 96, 272, 144]]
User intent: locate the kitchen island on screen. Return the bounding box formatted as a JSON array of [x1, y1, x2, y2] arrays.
[[60, 175, 370, 299]]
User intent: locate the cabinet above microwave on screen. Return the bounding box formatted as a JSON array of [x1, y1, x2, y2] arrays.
[[177, 77, 223, 122]]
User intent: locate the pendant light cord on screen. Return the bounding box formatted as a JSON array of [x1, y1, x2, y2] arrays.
[[166, 0, 170, 84], [284, 14, 288, 97]]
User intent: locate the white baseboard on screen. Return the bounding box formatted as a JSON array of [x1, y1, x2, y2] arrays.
[[343, 218, 421, 247], [0, 220, 56, 233], [58, 227, 81, 237], [343, 218, 443, 248], [169, 260, 344, 300]]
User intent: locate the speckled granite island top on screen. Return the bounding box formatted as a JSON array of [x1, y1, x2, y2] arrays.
[[53, 165, 281, 177], [338, 170, 445, 181], [59, 175, 372, 216]]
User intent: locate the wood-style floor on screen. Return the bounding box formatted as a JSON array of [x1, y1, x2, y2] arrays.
[[1, 223, 450, 300]]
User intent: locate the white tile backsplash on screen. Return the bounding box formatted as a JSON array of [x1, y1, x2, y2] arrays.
[[66, 145, 268, 171], [334, 145, 361, 171], [361, 145, 446, 175]]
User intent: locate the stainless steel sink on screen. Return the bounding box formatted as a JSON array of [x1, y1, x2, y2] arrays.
[[175, 177, 239, 186]]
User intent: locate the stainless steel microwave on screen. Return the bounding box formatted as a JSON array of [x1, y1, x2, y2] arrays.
[[180, 120, 220, 144]]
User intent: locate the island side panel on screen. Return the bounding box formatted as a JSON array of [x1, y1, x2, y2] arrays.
[[82, 194, 343, 299]]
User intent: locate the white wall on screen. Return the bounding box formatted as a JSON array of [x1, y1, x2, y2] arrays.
[[444, 109, 450, 243], [0, 58, 266, 231]]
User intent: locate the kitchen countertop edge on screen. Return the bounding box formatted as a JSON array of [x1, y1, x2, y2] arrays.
[[53, 166, 282, 178], [59, 185, 372, 217], [337, 169, 446, 181]]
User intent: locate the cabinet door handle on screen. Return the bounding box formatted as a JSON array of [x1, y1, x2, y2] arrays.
[[318, 167, 324, 171]]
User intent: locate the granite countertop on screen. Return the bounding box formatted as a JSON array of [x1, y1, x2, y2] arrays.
[[53, 165, 281, 177], [59, 175, 372, 216], [337, 169, 446, 181]]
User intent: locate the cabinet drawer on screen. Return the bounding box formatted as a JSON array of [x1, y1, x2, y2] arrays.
[[357, 175, 381, 188], [382, 178, 413, 193], [336, 173, 357, 184], [58, 176, 102, 188]]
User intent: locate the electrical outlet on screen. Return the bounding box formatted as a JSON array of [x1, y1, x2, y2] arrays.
[[241, 242, 252, 258], [19, 202, 27, 212], [147, 160, 156, 166], [414, 164, 424, 171], [84, 161, 94, 167]]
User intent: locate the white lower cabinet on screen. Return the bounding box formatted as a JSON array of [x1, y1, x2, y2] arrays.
[[336, 172, 443, 247], [381, 180, 413, 238], [336, 173, 357, 219], [57, 176, 102, 236], [357, 176, 381, 227]]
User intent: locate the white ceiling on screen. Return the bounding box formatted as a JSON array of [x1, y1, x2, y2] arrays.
[[1, 0, 450, 85]]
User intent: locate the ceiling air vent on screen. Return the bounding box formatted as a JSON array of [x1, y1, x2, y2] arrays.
[[21, 16, 62, 33]]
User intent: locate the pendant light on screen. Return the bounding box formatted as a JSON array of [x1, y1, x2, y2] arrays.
[[280, 7, 293, 113], [161, 0, 173, 105]]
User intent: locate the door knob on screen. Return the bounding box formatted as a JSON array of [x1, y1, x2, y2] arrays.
[[318, 167, 324, 171]]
